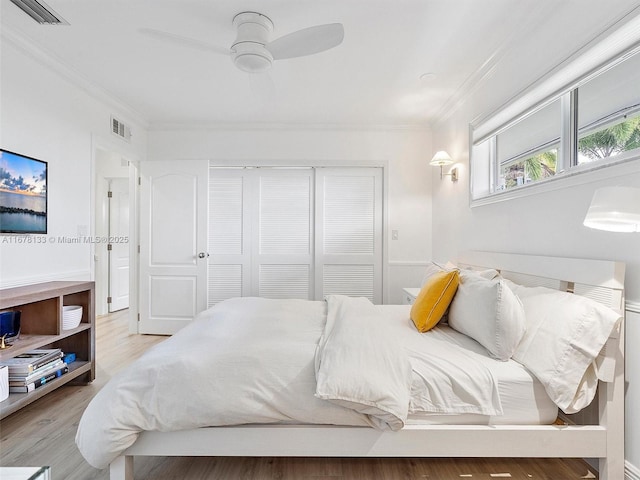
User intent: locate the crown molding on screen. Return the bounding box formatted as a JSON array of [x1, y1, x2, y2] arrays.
[[1, 25, 149, 129], [431, 1, 558, 128], [147, 121, 431, 133], [434, 4, 640, 131], [470, 5, 640, 139], [431, 39, 509, 129]]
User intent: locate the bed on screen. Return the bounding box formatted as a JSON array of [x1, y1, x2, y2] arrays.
[[75, 251, 626, 480]]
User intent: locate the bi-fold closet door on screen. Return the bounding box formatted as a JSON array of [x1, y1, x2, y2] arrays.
[[208, 168, 314, 305], [208, 167, 382, 306]]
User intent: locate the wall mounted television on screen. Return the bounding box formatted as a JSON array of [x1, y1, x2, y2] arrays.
[[0, 149, 48, 234]]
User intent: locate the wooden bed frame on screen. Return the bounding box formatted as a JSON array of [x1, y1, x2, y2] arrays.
[[109, 251, 626, 480]]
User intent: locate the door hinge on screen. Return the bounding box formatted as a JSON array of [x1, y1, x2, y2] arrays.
[[138, 245, 141, 253], [107, 244, 113, 251], [138, 177, 141, 185], [107, 190, 113, 198], [107, 296, 112, 304], [137, 313, 140, 322]]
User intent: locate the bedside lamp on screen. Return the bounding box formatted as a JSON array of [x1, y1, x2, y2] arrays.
[[583, 186, 640, 232], [430, 151, 458, 182]]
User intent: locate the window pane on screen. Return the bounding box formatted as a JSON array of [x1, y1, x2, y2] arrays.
[[498, 148, 558, 191], [497, 99, 561, 163], [496, 98, 561, 190], [470, 138, 492, 198], [577, 110, 640, 164], [577, 51, 640, 164]]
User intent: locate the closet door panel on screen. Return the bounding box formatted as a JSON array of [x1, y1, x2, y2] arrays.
[[207, 171, 251, 307], [254, 170, 314, 300], [315, 168, 383, 304]]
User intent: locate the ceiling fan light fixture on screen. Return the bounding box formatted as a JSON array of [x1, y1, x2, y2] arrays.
[[231, 42, 273, 73]]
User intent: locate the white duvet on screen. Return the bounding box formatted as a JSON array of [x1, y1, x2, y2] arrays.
[[76, 296, 502, 469]]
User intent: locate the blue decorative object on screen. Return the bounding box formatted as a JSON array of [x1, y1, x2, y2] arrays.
[[0, 310, 21, 344]]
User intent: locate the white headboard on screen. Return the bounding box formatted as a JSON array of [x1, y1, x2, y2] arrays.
[[456, 251, 625, 313], [457, 251, 625, 385]]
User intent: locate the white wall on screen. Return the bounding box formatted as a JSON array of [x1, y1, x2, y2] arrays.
[[0, 38, 147, 288], [147, 127, 433, 303], [1, 31, 430, 301], [430, 41, 640, 480]]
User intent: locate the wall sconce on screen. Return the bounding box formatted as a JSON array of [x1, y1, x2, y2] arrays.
[[583, 186, 640, 232], [430, 151, 458, 182]]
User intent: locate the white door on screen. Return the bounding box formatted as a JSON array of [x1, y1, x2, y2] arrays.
[[108, 178, 130, 312], [207, 169, 251, 306], [207, 168, 314, 306], [315, 168, 383, 303], [139, 160, 209, 334], [253, 169, 314, 300]]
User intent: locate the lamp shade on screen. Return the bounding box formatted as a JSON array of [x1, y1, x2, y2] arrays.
[[583, 186, 640, 232], [430, 151, 453, 166]]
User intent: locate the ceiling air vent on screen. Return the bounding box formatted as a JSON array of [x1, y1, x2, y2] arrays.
[[10, 0, 69, 25], [111, 116, 132, 142]]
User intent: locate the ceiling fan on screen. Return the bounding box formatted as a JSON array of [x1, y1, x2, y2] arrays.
[[139, 11, 344, 74]]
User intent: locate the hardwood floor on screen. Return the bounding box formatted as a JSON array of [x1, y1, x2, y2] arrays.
[[0, 310, 598, 479]]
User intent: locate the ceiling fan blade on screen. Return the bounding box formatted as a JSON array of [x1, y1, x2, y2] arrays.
[[267, 23, 344, 60], [138, 28, 229, 56], [248, 72, 277, 102]]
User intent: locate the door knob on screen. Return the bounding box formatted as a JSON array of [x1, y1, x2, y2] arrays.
[[198, 252, 209, 258]]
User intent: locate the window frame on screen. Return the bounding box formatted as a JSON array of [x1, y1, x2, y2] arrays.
[[470, 34, 640, 207]]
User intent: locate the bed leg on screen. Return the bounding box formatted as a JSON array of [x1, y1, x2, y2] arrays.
[[597, 317, 625, 480], [598, 457, 625, 480], [110, 455, 134, 480]]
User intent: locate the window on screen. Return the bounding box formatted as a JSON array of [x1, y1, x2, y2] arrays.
[[470, 43, 640, 204], [496, 99, 561, 191], [577, 51, 640, 165]]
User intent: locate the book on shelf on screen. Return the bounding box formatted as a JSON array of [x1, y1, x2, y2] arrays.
[[9, 359, 66, 385], [0, 349, 63, 375], [8, 365, 69, 393]]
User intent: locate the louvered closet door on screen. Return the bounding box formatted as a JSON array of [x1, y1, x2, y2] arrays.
[[208, 169, 251, 307], [208, 168, 314, 305], [315, 168, 383, 304], [253, 169, 314, 300]]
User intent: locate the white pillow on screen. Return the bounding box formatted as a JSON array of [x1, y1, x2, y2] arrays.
[[420, 261, 457, 287], [448, 271, 526, 361], [506, 281, 621, 413]]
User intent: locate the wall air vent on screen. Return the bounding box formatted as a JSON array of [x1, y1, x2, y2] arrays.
[[111, 116, 132, 142], [10, 0, 69, 25]]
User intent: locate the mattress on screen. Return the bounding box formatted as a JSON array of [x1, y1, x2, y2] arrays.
[[375, 305, 558, 426]]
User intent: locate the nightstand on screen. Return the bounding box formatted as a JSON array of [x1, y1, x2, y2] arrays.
[[401, 287, 421, 305]]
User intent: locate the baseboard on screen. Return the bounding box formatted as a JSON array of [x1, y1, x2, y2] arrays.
[[627, 460, 640, 480]]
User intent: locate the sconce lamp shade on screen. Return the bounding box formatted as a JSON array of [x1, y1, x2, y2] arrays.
[[430, 151, 453, 166], [583, 186, 640, 232]]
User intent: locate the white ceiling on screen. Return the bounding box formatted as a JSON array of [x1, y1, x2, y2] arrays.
[[2, 0, 640, 129]]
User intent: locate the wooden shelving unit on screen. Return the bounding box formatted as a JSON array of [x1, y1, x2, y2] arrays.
[[0, 281, 95, 419]]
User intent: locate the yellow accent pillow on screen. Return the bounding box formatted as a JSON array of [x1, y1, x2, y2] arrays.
[[410, 270, 460, 332]]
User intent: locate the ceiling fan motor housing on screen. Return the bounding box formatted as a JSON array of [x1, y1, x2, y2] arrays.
[[231, 12, 274, 73]]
